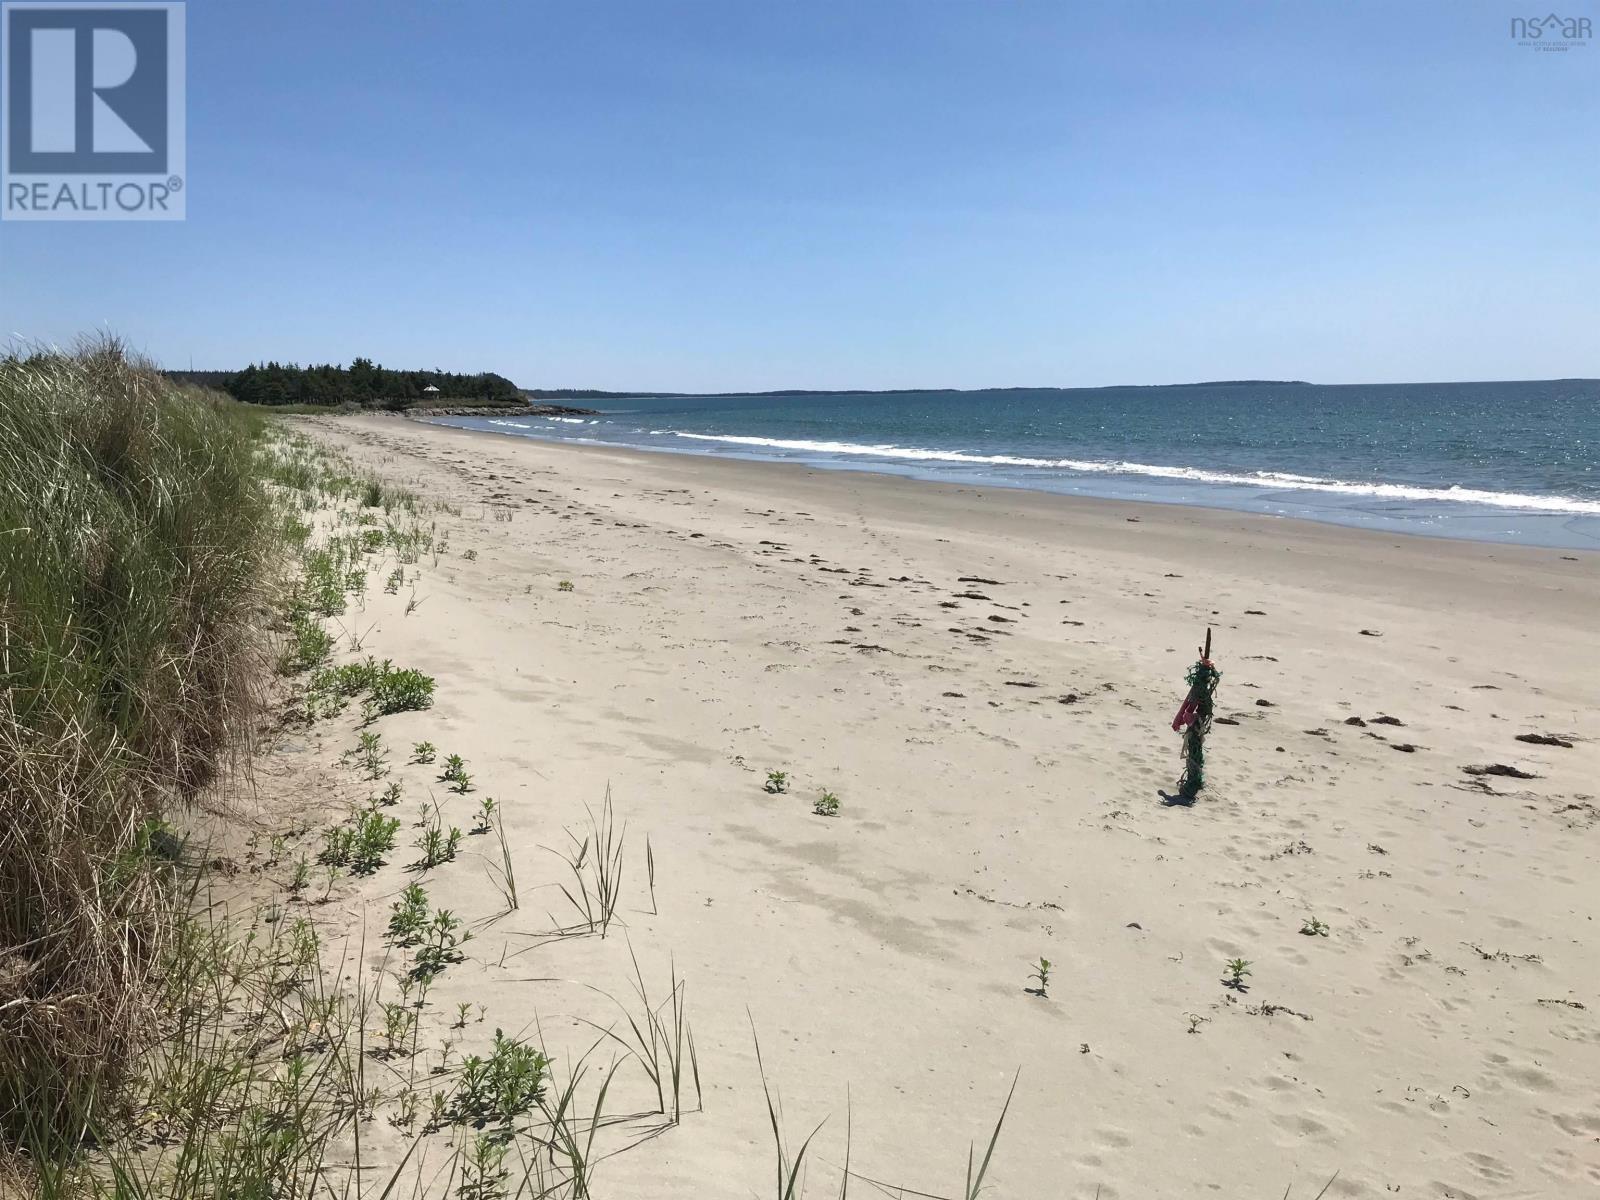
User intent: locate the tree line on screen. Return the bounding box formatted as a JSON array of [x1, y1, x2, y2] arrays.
[[169, 358, 522, 408]]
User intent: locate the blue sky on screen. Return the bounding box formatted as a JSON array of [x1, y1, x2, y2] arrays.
[[2, 0, 1596, 390]]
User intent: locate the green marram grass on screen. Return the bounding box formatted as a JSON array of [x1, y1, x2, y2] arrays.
[[0, 341, 274, 1151]]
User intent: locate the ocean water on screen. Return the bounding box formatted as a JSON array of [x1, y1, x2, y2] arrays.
[[430, 381, 1600, 549]]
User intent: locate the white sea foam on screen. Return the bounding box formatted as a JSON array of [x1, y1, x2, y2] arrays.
[[666, 432, 1600, 515]]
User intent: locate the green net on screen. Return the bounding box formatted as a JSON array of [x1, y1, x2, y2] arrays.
[[1177, 659, 1221, 799]]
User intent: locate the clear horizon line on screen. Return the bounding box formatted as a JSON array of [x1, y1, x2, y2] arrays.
[[517, 374, 1600, 396]]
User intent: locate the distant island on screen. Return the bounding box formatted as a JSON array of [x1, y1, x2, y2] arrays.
[[524, 380, 1312, 400], [168, 364, 1598, 408], [162, 366, 1336, 408], [186, 364, 1564, 410]]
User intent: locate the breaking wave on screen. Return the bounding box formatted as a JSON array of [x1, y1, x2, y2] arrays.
[[665, 432, 1600, 515]]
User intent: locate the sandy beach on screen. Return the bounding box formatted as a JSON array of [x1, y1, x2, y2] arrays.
[[267, 414, 1600, 1199]]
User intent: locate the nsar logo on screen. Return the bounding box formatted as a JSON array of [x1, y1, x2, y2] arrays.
[[1510, 12, 1592, 50], [3, 2, 185, 220]]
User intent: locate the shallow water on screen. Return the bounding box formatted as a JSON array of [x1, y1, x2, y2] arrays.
[[431, 380, 1600, 549]]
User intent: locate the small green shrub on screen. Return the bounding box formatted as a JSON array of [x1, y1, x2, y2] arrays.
[[354, 730, 387, 779], [416, 808, 463, 869], [320, 825, 355, 867], [813, 791, 840, 817], [412, 909, 469, 980], [379, 1001, 416, 1057], [350, 808, 400, 874], [369, 665, 435, 714], [473, 796, 496, 834], [305, 656, 433, 718], [453, 1029, 548, 1125], [387, 882, 430, 946], [411, 741, 437, 764], [301, 548, 348, 616], [307, 658, 380, 715], [439, 753, 472, 793], [763, 770, 788, 795], [278, 613, 334, 674]]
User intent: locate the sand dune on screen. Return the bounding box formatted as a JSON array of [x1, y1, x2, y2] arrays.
[[272, 414, 1600, 1198]]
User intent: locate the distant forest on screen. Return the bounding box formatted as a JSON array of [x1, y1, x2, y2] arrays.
[[170, 359, 522, 407]]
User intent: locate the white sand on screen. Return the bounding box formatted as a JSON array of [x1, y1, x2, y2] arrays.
[[271, 414, 1600, 1199]]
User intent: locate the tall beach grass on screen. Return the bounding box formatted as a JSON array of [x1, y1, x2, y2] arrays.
[[0, 341, 275, 1160]]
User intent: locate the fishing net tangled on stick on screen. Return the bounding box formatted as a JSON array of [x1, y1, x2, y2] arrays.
[[1171, 629, 1221, 799]]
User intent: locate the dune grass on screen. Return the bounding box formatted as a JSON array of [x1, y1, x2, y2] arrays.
[[0, 341, 277, 1160]]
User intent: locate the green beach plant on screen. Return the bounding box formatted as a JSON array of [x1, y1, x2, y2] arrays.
[[487, 810, 520, 913], [368, 663, 435, 714], [584, 945, 702, 1126], [752, 1021, 828, 1200], [474, 795, 497, 833], [354, 729, 387, 779], [304, 656, 433, 720], [552, 787, 628, 938], [350, 807, 400, 874], [647, 836, 657, 915], [320, 824, 355, 867], [379, 1000, 416, 1057], [413, 909, 470, 980], [452, 1029, 549, 1127], [416, 807, 463, 869], [387, 882, 431, 946], [1029, 957, 1052, 997], [277, 613, 334, 674]]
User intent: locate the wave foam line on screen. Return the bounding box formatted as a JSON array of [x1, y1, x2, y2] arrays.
[[667, 432, 1600, 515]]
